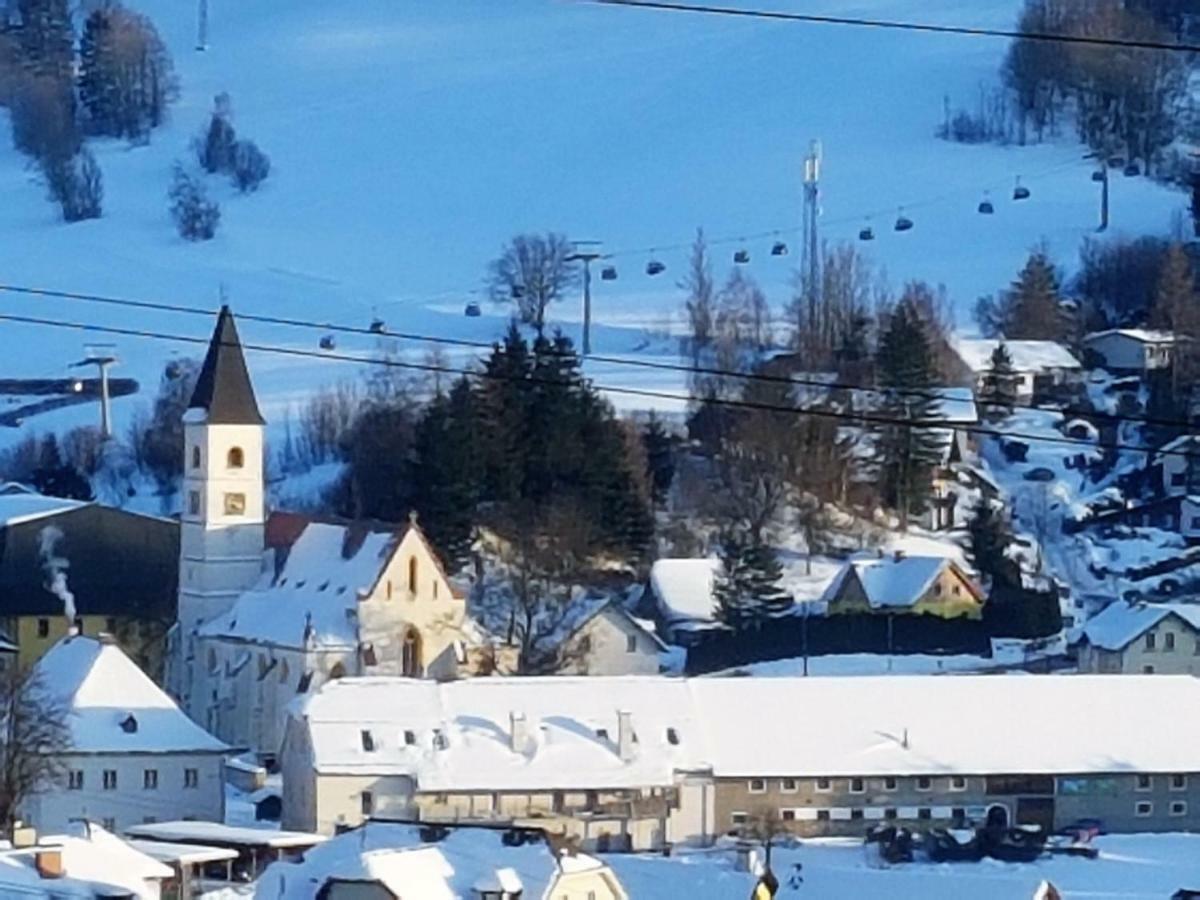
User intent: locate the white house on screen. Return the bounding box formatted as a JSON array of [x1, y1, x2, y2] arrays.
[[1083, 329, 1178, 372], [557, 599, 666, 676], [257, 821, 629, 900], [949, 338, 1082, 401], [0, 823, 173, 899], [23, 635, 228, 835], [1078, 601, 1200, 674]]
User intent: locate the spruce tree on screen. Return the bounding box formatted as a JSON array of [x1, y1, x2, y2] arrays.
[[979, 342, 1018, 419], [1003, 251, 1068, 341], [874, 299, 946, 530], [641, 412, 675, 506], [966, 499, 1016, 589], [77, 7, 111, 132], [713, 531, 791, 632]]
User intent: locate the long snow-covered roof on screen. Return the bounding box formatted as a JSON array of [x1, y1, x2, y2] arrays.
[[35, 635, 228, 755], [0, 486, 86, 528], [952, 338, 1081, 374], [650, 558, 722, 625], [199, 522, 398, 649], [294, 673, 1200, 782], [1081, 601, 1200, 651], [1084, 328, 1177, 345], [822, 555, 972, 609]]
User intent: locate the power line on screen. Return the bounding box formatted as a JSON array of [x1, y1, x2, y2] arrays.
[[2, 280, 1196, 433], [586, 0, 1200, 53], [1, 309, 1197, 463]]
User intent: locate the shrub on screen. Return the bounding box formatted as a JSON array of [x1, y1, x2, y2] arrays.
[[42, 149, 103, 222], [168, 164, 220, 241], [231, 139, 270, 192], [196, 92, 236, 174]]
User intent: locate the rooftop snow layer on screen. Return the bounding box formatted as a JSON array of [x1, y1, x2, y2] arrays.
[[35, 635, 228, 754], [952, 338, 1081, 373], [294, 673, 1200, 782], [650, 558, 722, 624], [0, 487, 86, 528], [1081, 601, 1200, 651], [199, 521, 397, 649], [1084, 328, 1177, 345], [822, 555, 964, 609]]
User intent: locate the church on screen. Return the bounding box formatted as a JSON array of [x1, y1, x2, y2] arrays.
[[170, 307, 476, 763]]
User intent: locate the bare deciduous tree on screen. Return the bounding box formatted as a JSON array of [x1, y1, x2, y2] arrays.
[[0, 665, 71, 833], [487, 233, 577, 334], [680, 228, 716, 367]]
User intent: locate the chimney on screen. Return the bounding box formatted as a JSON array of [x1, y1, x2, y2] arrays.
[[35, 847, 64, 879], [11, 825, 36, 848], [617, 710, 635, 762], [97, 632, 117, 646], [510, 712, 528, 753], [893, 549, 906, 562]]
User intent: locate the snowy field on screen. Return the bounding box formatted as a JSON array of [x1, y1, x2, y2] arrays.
[[0, 0, 1189, 444], [611, 835, 1200, 899]]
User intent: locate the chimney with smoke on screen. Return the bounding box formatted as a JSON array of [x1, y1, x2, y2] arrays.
[[38, 526, 77, 631]]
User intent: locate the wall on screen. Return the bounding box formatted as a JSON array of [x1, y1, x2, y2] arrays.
[[25, 752, 224, 833], [1086, 335, 1149, 371], [562, 610, 661, 676], [312, 774, 417, 834], [1110, 616, 1200, 675], [828, 565, 982, 620], [13, 614, 135, 671]]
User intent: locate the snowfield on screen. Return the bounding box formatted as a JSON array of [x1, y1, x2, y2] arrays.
[[0, 0, 1188, 444]]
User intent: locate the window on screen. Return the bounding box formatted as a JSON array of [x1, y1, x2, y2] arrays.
[[1146, 632, 1157, 651], [1171, 774, 1187, 791], [191, 446, 201, 469], [401, 628, 421, 678], [1165, 632, 1176, 652], [730, 812, 748, 826], [1136, 774, 1153, 792], [68, 771, 83, 790], [781, 809, 796, 822], [916, 776, 932, 791], [361, 791, 373, 816], [816, 810, 830, 822], [143, 769, 158, 790], [227, 447, 244, 468], [223, 492, 246, 515], [1144, 665, 1156, 674], [951, 807, 966, 824], [328, 662, 346, 680], [883, 777, 898, 792], [297, 671, 314, 693], [102, 817, 115, 832], [1135, 800, 1153, 817], [748, 778, 767, 794], [815, 777, 832, 793], [626, 633, 638, 653], [361, 730, 375, 752], [1171, 801, 1188, 817], [105, 617, 116, 633], [404, 730, 417, 746], [952, 584, 961, 596], [184, 768, 199, 789], [188, 491, 200, 516], [666, 728, 680, 746], [408, 556, 418, 594], [850, 809, 864, 821], [143, 816, 156, 824], [103, 770, 117, 790], [386, 580, 393, 601], [884, 808, 898, 820], [780, 778, 797, 793], [918, 807, 932, 820], [279, 659, 290, 684], [949, 776, 967, 791], [1173, 472, 1186, 486], [37, 618, 49, 638], [1194, 637, 1200, 656], [849, 778, 865, 794]]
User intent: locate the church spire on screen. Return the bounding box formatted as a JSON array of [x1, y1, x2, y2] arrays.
[[188, 305, 264, 425]]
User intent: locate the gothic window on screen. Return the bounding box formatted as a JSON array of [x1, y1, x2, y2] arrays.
[[402, 628, 422, 678], [329, 662, 347, 680], [408, 557, 418, 594], [227, 447, 244, 469], [224, 493, 246, 515], [189, 491, 201, 516], [191, 446, 201, 469], [207, 648, 218, 674], [279, 659, 290, 684]]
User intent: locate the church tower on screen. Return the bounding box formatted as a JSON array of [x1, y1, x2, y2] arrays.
[[177, 307, 265, 705]]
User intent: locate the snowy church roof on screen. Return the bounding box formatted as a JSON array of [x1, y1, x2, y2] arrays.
[[294, 674, 1200, 781], [35, 635, 227, 755], [952, 338, 1081, 374], [1081, 601, 1200, 651], [199, 521, 399, 650]]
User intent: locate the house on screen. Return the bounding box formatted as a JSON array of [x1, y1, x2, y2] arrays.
[[555, 599, 666, 676], [259, 820, 629, 900], [1082, 493, 1200, 542], [172, 308, 476, 763], [821, 553, 984, 620], [124, 820, 326, 883], [947, 338, 1082, 401], [1083, 329, 1178, 372], [1077, 601, 1200, 674], [923, 388, 983, 531], [1155, 434, 1200, 497], [22, 634, 228, 834], [648, 558, 723, 645], [0, 822, 173, 899], [0, 482, 177, 674], [280, 674, 1200, 843]]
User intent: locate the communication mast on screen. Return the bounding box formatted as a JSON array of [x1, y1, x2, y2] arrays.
[[801, 140, 822, 307]]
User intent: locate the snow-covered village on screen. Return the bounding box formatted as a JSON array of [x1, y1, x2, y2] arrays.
[[4, 0, 1200, 896]]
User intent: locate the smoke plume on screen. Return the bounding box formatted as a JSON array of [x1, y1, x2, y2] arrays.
[[38, 525, 77, 623]]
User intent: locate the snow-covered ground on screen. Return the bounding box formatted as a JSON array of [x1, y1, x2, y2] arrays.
[[0, 0, 1188, 445], [611, 835, 1200, 899]]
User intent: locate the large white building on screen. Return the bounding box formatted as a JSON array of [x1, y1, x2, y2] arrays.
[[24, 635, 228, 834]]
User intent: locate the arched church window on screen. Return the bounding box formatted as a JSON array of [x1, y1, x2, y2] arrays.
[[279, 659, 290, 684], [401, 628, 422, 678], [207, 648, 217, 674], [329, 662, 347, 680], [191, 446, 201, 469], [408, 556, 418, 595], [227, 447, 244, 469]]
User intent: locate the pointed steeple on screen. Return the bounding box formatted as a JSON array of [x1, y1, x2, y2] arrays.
[[188, 305, 264, 425]]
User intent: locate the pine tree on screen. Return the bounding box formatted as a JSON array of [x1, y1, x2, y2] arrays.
[[874, 299, 946, 530], [1003, 251, 1068, 341], [979, 342, 1018, 419], [966, 499, 1016, 589], [641, 412, 675, 506], [713, 531, 791, 632], [77, 7, 111, 131]]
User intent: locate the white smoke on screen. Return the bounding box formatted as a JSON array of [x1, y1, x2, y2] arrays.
[[38, 525, 77, 624]]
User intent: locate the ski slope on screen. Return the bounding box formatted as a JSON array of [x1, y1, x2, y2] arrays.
[[0, 0, 1187, 441]]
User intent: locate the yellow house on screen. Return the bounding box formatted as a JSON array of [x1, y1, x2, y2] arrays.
[[823, 553, 984, 620]]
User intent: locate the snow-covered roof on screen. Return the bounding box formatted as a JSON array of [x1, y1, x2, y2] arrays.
[[260, 822, 614, 900], [650, 558, 721, 625], [34, 635, 228, 755], [822, 555, 976, 609], [0, 823, 173, 898], [123, 820, 325, 849], [1155, 433, 1200, 457], [198, 522, 398, 649], [1081, 601, 1200, 651], [0, 488, 86, 528], [952, 338, 1082, 374], [125, 838, 238, 865], [1084, 328, 1177, 345], [927, 387, 978, 424], [294, 673, 1200, 781]]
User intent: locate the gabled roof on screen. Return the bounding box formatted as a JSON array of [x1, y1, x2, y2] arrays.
[[188, 305, 264, 425], [35, 635, 228, 754], [1155, 433, 1200, 458], [822, 554, 981, 609], [951, 338, 1081, 374], [1084, 328, 1177, 345], [649, 558, 722, 625], [1081, 601, 1200, 651]]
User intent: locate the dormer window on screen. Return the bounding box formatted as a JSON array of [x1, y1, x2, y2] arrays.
[[404, 729, 417, 746], [433, 729, 448, 750], [120, 714, 138, 734], [227, 447, 244, 469], [361, 730, 375, 752], [666, 727, 680, 746]]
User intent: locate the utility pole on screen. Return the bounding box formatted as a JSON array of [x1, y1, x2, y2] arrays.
[[72, 345, 118, 439], [566, 241, 602, 357], [196, 0, 208, 50], [801, 140, 822, 310]]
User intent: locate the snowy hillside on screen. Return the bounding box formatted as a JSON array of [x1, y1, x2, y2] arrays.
[[0, 0, 1188, 440]]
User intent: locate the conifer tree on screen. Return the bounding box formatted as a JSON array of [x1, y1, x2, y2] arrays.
[[979, 342, 1019, 419], [966, 498, 1017, 589], [77, 7, 111, 129], [1003, 251, 1069, 342], [641, 412, 675, 506], [713, 531, 791, 632]]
